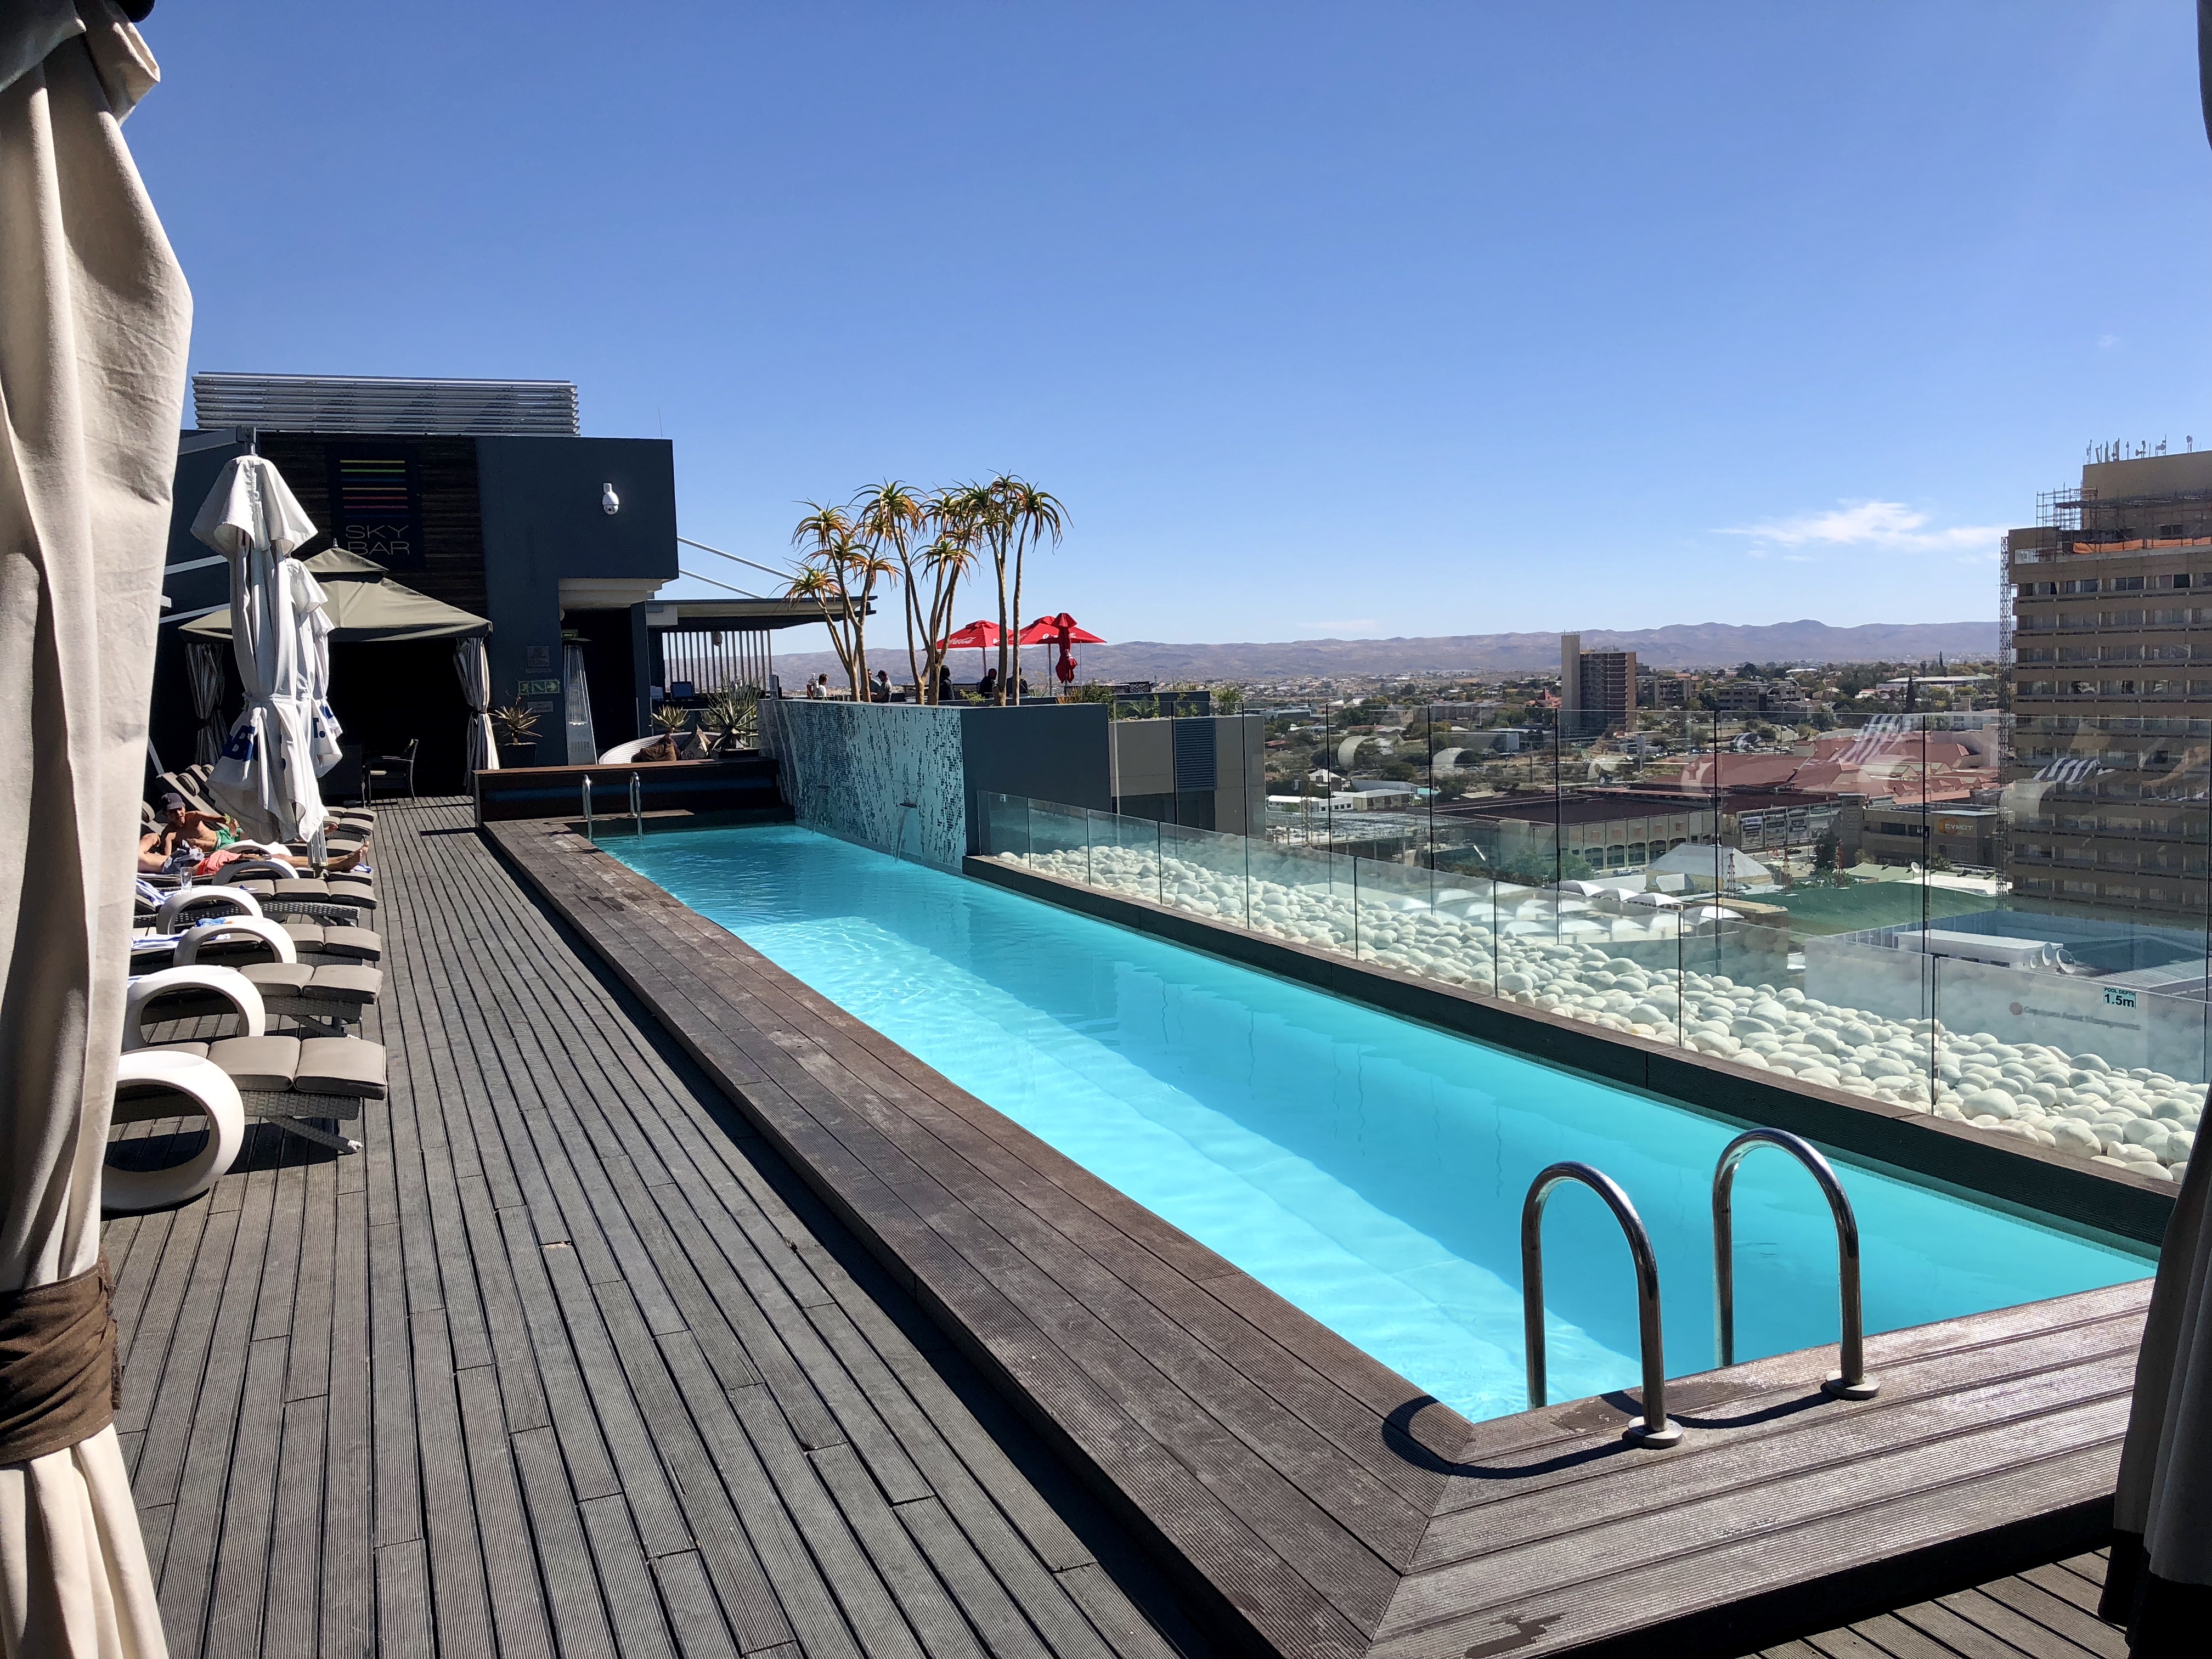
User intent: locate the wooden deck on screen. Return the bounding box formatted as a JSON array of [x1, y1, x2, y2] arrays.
[[104, 798, 1205, 1659], [492, 811, 2153, 1659], [100, 798, 2148, 1659]]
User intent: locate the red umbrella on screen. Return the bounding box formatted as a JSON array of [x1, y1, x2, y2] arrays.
[[936, 619, 1003, 681], [1018, 613, 1106, 687]]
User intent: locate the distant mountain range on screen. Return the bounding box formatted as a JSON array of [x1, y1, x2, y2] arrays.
[[764, 619, 1996, 684]]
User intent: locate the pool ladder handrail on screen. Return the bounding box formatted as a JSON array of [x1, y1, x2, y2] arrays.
[[582, 774, 594, 842], [1712, 1128, 1878, 1399], [1521, 1161, 1681, 1447], [630, 770, 644, 836]]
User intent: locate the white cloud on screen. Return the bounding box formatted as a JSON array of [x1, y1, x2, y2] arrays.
[[2098, 333, 2121, 349], [1719, 499, 2003, 554]]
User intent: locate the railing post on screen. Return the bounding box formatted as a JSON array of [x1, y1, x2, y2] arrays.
[[1712, 1128, 1877, 1398], [1521, 1161, 1681, 1446], [630, 771, 644, 836], [582, 774, 594, 842]]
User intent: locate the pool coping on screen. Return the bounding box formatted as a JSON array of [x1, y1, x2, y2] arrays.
[[964, 855, 2179, 1249], [490, 815, 2155, 1659]]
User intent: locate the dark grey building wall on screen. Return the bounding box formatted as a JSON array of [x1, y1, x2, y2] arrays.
[[959, 704, 1111, 850], [475, 436, 677, 732]]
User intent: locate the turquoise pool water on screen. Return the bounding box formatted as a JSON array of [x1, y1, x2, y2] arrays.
[[614, 823, 2153, 1423]]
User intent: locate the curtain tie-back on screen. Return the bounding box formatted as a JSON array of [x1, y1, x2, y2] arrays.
[[0, 1255, 118, 1464]]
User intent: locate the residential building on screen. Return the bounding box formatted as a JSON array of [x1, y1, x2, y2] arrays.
[[1558, 633, 1637, 736], [2006, 449, 2212, 918]]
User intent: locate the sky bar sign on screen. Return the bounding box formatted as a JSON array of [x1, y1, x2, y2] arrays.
[[328, 449, 424, 570]]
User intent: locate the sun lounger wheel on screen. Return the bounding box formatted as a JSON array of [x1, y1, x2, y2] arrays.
[[104, 1051, 246, 1212]]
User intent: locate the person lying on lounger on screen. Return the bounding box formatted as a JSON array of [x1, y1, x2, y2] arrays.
[[159, 794, 367, 873]]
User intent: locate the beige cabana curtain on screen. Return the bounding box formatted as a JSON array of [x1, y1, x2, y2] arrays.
[[0, 5, 190, 1657], [2103, 1145, 2212, 1650]]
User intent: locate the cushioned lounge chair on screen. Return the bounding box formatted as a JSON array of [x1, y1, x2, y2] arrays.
[[132, 894, 381, 969], [120, 966, 377, 1155]]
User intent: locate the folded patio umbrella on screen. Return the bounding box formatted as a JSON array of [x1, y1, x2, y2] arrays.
[[2102, 1143, 2212, 1651], [193, 455, 329, 850], [185, 640, 225, 765], [1017, 613, 1104, 686], [0, 7, 190, 1657]]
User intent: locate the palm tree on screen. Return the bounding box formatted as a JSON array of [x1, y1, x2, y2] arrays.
[[998, 477, 1066, 701], [934, 482, 1008, 700], [856, 481, 929, 697]]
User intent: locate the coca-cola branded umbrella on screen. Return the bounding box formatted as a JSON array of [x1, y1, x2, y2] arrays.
[[936, 619, 1004, 685], [1018, 613, 1105, 689]]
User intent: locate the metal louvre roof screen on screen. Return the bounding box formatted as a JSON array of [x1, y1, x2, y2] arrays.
[[191, 373, 579, 436]]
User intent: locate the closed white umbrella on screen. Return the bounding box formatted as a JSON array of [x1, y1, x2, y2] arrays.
[[292, 557, 342, 776], [193, 455, 326, 850], [0, 7, 189, 1658], [455, 636, 497, 772]]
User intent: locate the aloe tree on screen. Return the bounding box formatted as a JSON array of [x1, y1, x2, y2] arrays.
[[918, 530, 979, 701], [997, 476, 1066, 701], [856, 481, 930, 697], [786, 563, 857, 692], [791, 502, 878, 696]]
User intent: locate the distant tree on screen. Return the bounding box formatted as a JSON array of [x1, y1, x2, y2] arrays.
[[1214, 684, 1245, 715], [1813, 829, 1839, 873]]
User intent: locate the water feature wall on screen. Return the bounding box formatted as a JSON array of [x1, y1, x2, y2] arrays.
[[759, 698, 1109, 867]]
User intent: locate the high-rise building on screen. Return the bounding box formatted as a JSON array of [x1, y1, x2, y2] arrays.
[[1559, 633, 1637, 736], [2005, 449, 2212, 919]]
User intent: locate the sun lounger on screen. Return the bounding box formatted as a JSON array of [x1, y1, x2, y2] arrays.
[[121, 967, 379, 1155], [127, 957, 380, 1039], [132, 903, 382, 970]]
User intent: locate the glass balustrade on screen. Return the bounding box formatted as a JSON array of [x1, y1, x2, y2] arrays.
[[977, 699, 2207, 1187]]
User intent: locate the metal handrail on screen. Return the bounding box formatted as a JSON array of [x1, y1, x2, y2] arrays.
[[629, 771, 644, 836], [1712, 1128, 1878, 1400], [1521, 1161, 1681, 1447], [582, 774, 594, 841]]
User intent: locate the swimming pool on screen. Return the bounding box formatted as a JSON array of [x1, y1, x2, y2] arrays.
[[613, 823, 2153, 1423]]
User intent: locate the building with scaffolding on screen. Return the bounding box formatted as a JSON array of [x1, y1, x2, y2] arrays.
[[2004, 449, 2212, 919]]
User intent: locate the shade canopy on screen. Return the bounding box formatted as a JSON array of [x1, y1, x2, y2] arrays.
[[183, 548, 488, 642], [1017, 613, 1105, 645]]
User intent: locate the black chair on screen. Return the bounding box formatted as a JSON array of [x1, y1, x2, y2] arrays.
[[363, 738, 419, 803]]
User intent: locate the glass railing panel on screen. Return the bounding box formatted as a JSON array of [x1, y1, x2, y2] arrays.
[[1246, 839, 1352, 952], [1350, 857, 1440, 975], [1925, 712, 2204, 1180], [1159, 821, 1250, 924], [1024, 799, 1090, 881], [978, 790, 1030, 864], [1092, 810, 1162, 902]]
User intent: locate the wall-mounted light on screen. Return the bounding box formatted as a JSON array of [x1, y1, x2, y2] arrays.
[[601, 482, 620, 516]]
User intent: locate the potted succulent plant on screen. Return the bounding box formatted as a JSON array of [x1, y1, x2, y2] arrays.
[[700, 686, 760, 755], [490, 703, 542, 768]]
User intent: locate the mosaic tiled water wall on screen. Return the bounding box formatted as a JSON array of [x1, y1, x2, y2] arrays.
[[760, 701, 969, 867]]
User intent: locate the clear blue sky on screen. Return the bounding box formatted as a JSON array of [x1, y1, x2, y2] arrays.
[[132, 1, 2212, 650]]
